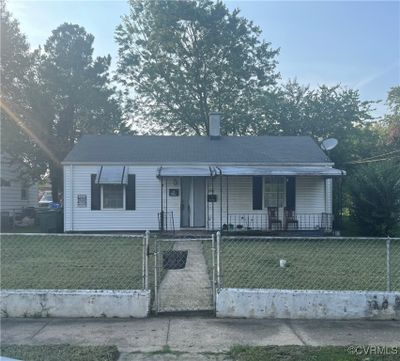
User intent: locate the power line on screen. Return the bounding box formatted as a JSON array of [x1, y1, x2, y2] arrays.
[[346, 155, 400, 165], [350, 149, 400, 163]]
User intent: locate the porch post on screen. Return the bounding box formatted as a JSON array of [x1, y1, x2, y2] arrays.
[[339, 176, 343, 233], [220, 170, 223, 231], [165, 177, 168, 231], [226, 176, 229, 228], [324, 177, 327, 213], [211, 175, 215, 231], [160, 177, 164, 231]]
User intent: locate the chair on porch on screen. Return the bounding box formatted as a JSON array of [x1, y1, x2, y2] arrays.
[[284, 207, 298, 230], [267, 207, 282, 230]]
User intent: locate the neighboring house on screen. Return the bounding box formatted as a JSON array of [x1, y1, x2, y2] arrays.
[[62, 113, 345, 233], [0, 153, 38, 215]]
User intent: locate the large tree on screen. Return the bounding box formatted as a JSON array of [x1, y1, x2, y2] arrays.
[[349, 161, 400, 236], [116, 0, 279, 135], [261, 81, 377, 166], [2, 19, 129, 201], [0, 2, 47, 181], [34, 23, 130, 200], [384, 86, 400, 148]]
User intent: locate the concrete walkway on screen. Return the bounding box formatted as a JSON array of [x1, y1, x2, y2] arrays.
[[2, 317, 400, 359], [156, 241, 213, 312]]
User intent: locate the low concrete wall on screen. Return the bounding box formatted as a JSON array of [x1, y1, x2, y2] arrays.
[[217, 288, 400, 320], [1, 289, 150, 318]]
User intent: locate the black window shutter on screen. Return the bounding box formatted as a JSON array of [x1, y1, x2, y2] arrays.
[[126, 174, 136, 210], [91, 174, 101, 210], [286, 177, 296, 210], [252, 176, 263, 210]]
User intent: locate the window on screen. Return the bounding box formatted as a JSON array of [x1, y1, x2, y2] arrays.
[[21, 188, 28, 200], [102, 184, 124, 209], [91, 172, 135, 211], [264, 177, 285, 208]]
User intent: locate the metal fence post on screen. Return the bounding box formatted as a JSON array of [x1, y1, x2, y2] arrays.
[[216, 231, 221, 288], [154, 238, 159, 314], [386, 237, 391, 292], [145, 230, 150, 290], [211, 234, 216, 306], [142, 234, 146, 290]]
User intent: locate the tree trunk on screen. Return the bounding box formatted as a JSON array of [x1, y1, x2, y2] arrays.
[[49, 162, 63, 204]]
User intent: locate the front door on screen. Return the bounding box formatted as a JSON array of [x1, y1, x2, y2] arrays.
[[193, 177, 206, 227], [180, 177, 206, 228], [181, 178, 191, 227]]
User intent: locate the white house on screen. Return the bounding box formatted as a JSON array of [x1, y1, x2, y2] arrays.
[[62, 113, 345, 233], [0, 153, 38, 215]]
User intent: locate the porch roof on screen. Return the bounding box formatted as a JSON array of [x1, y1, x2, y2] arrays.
[[157, 166, 345, 177], [158, 166, 213, 177], [217, 166, 345, 176]]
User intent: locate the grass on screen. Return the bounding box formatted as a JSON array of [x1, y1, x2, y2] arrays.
[[230, 345, 400, 361], [2, 234, 399, 291], [214, 238, 400, 291], [1, 234, 144, 289], [0, 344, 119, 361]]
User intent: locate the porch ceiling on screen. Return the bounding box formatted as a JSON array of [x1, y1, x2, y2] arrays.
[[216, 166, 345, 177], [157, 165, 345, 177], [157, 166, 213, 177]]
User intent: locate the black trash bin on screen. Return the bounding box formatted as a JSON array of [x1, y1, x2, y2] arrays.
[[38, 210, 57, 233], [1, 211, 12, 232], [55, 208, 64, 232], [38, 208, 64, 233]]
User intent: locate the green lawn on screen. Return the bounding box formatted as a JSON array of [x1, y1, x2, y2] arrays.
[[217, 238, 400, 291], [230, 345, 400, 361], [1, 234, 144, 289], [0, 345, 119, 361], [2, 234, 399, 291]]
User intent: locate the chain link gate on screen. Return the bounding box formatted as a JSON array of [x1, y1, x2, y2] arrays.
[[153, 236, 216, 314]]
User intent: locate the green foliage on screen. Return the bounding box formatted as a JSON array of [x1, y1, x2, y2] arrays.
[[230, 345, 400, 361], [116, 1, 379, 168], [349, 161, 400, 236], [260, 81, 377, 166], [384, 86, 400, 148], [33, 23, 129, 199], [0, 345, 119, 361], [1, 8, 129, 199], [116, 0, 279, 135], [0, 3, 47, 181]]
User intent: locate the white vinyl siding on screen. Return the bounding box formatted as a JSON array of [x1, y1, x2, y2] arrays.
[[295, 177, 326, 214], [0, 155, 38, 213], [64, 165, 167, 231], [63, 165, 333, 232]]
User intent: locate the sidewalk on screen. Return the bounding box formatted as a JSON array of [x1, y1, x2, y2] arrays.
[[2, 317, 399, 360]]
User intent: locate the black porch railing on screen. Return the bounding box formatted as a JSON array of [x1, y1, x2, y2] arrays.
[[225, 212, 333, 232], [158, 211, 175, 232]]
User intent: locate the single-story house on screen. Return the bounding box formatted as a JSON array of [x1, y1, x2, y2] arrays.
[[62, 113, 345, 233], [1, 153, 38, 229]]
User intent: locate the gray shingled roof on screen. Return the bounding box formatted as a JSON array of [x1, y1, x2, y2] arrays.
[[62, 135, 331, 164]]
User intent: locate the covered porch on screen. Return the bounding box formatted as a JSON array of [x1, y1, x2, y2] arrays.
[[157, 166, 345, 233]]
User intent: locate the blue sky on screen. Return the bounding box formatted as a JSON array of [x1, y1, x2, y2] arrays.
[[8, 0, 400, 117]]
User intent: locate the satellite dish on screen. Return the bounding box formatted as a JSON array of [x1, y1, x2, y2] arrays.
[[321, 138, 338, 151]]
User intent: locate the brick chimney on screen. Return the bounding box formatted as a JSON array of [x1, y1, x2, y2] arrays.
[[209, 112, 222, 139]]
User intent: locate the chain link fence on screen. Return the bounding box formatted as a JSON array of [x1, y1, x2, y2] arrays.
[[217, 236, 400, 292], [1, 233, 146, 290]]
